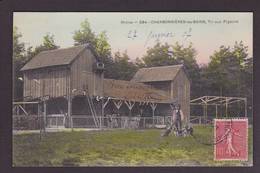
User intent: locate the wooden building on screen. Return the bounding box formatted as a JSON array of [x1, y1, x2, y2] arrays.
[[21, 44, 104, 99], [132, 65, 191, 122], [20, 44, 190, 128]]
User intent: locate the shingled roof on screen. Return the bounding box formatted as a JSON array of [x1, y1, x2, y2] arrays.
[[103, 79, 172, 103], [131, 65, 183, 82], [21, 44, 97, 71]]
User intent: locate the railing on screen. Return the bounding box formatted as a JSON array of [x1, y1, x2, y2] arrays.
[[13, 114, 253, 130], [71, 115, 173, 129], [46, 114, 66, 128], [13, 114, 66, 130], [13, 115, 174, 130]]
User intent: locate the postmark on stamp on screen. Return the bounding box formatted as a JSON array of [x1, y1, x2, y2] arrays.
[[214, 118, 248, 161]]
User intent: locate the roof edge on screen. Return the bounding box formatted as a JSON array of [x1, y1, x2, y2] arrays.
[[20, 43, 100, 72], [132, 64, 184, 82]]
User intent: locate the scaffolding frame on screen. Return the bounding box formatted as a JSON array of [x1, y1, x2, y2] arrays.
[[190, 96, 247, 120]]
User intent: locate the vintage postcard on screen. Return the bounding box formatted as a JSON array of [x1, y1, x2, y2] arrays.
[[12, 12, 253, 167]]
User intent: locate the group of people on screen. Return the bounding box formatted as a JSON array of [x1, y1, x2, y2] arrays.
[[162, 103, 192, 137]]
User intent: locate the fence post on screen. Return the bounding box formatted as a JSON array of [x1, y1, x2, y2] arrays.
[[70, 116, 73, 131], [56, 116, 58, 128], [43, 100, 46, 132]]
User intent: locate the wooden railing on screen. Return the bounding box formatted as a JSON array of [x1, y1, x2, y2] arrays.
[[71, 115, 173, 129]]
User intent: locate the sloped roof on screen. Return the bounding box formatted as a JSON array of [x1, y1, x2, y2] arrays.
[[103, 79, 172, 103], [131, 65, 183, 82], [21, 44, 95, 71]]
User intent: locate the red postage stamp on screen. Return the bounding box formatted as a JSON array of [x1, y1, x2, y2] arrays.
[[214, 118, 248, 161]]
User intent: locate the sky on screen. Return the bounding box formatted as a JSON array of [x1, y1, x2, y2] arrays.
[[13, 12, 253, 65]]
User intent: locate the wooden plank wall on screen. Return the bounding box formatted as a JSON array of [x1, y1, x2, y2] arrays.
[[23, 47, 103, 100], [71, 48, 94, 95], [171, 69, 190, 123], [144, 81, 171, 95], [23, 66, 70, 99], [70, 48, 103, 96]]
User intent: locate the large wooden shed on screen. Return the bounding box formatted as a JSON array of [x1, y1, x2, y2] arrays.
[[132, 65, 191, 122], [21, 44, 104, 99]]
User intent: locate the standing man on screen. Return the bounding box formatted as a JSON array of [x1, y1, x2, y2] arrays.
[[173, 104, 184, 136]]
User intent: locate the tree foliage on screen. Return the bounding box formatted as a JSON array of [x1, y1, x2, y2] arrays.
[[13, 26, 26, 65], [111, 51, 138, 80], [13, 26, 26, 99], [205, 41, 249, 96], [73, 19, 114, 78], [73, 19, 96, 46], [142, 42, 174, 66], [200, 41, 252, 117]]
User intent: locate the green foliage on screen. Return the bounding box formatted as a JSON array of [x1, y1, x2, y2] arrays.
[[73, 19, 115, 78], [13, 26, 26, 64], [134, 57, 145, 68], [32, 33, 59, 57], [95, 31, 111, 58], [73, 19, 96, 46], [13, 127, 253, 166], [73, 19, 111, 59], [142, 42, 175, 66], [204, 41, 251, 97], [111, 51, 138, 80], [13, 26, 26, 99]]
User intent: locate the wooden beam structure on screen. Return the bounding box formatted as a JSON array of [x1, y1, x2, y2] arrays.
[[125, 100, 135, 116], [13, 101, 39, 105], [150, 103, 157, 126], [113, 100, 123, 110], [190, 96, 247, 120]]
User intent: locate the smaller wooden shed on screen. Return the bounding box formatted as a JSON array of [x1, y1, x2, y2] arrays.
[[132, 65, 191, 122]]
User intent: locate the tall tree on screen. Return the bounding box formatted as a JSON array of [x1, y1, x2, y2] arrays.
[[112, 51, 138, 80], [134, 57, 145, 68], [33, 33, 59, 56], [95, 31, 111, 58], [206, 42, 249, 96], [203, 41, 252, 117], [13, 26, 26, 99], [73, 19, 114, 78], [142, 42, 175, 67], [13, 26, 25, 64], [73, 19, 96, 46]]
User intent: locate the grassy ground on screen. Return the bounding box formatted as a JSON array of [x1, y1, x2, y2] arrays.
[[13, 125, 253, 166]]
